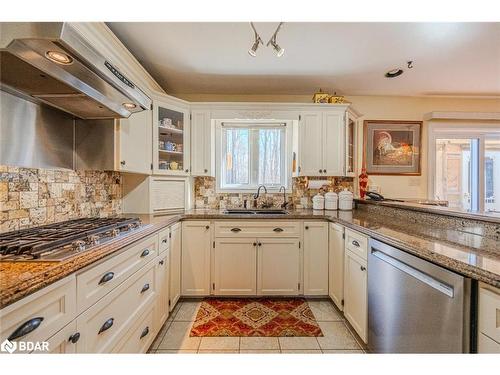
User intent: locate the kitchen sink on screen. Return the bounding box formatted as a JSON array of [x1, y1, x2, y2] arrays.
[[223, 209, 289, 215]]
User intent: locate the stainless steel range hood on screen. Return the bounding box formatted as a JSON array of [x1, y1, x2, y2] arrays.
[[0, 22, 151, 119]]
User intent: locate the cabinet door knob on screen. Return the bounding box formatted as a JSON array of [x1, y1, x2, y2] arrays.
[[305, 226, 309, 230], [140, 326, 150, 339], [120, 160, 126, 166], [185, 169, 189, 173], [258, 242, 262, 246], [323, 169, 327, 173], [352, 240, 360, 247], [204, 169, 208, 173], [98, 318, 114, 334], [159, 260, 164, 265], [140, 283, 150, 294], [8, 317, 44, 341], [253, 242, 257, 247], [318, 169, 322, 173], [205, 225, 210, 230], [360, 266, 366, 271], [68, 332, 81, 344]]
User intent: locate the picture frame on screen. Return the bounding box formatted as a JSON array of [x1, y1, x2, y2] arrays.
[[363, 120, 422, 175]]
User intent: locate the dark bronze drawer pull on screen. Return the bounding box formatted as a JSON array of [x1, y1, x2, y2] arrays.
[[162, 239, 168, 244], [352, 240, 360, 247], [140, 326, 150, 339], [230, 228, 241, 232], [273, 228, 284, 232], [8, 317, 44, 341], [159, 260, 164, 265], [68, 332, 80, 344], [99, 272, 115, 285], [141, 283, 150, 294], [360, 266, 366, 271], [140, 249, 150, 257], [98, 318, 114, 334]]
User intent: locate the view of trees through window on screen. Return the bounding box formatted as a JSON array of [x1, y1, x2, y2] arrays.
[[221, 125, 285, 190]]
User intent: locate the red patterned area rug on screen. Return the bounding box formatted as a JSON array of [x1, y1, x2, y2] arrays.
[[190, 298, 323, 337]]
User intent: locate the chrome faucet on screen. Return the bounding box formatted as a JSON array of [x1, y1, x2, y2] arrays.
[[279, 186, 289, 209], [253, 185, 267, 208]]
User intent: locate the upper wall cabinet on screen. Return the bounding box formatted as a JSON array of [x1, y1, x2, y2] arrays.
[[190, 109, 215, 177], [117, 110, 153, 175], [298, 108, 346, 177], [345, 109, 360, 177], [152, 94, 191, 176]]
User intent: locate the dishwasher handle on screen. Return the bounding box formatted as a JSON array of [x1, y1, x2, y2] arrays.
[[371, 249, 454, 298]]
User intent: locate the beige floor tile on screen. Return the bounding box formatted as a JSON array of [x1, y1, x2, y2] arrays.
[[281, 350, 322, 354], [157, 321, 201, 350], [322, 350, 365, 354], [240, 337, 280, 350], [174, 301, 201, 321], [308, 300, 342, 321], [198, 349, 239, 354], [240, 350, 281, 354], [316, 321, 361, 350], [149, 321, 172, 350], [153, 349, 198, 354], [278, 337, 320, 350], [198, 337, 240, 350]]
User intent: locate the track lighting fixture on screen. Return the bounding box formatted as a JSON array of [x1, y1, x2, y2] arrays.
[[266, 22, 285, 57], [248, 22, 263, 57]]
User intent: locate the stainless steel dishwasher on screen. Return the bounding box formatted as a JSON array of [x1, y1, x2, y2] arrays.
[[368, 238, 476, 353]]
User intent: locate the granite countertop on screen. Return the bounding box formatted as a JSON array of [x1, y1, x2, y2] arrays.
[[2, 207, 499, 309], [0, 214, 180, 309]]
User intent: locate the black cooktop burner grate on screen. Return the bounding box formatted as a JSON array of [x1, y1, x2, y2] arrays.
[[0, 217, 142, 260]]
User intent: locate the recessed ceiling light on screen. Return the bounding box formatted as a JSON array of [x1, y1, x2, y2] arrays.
[[122, 102, 137, 109], [385, 68, 404, 78], [45, 50, 73, 65]]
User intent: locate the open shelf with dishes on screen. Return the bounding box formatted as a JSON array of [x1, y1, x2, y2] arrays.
[[152, 97, 190, 175]]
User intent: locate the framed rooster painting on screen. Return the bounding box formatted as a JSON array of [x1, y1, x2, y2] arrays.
[[363, 120, 422, 175]]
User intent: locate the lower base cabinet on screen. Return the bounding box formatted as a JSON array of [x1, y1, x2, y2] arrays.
[[155, 251, 170, 330], [343, 249, 368, 343], [214, 238, 257, 295], [257, 238, 301, 296], [329, 223, 344, 311], [181, 221, 211, 296], [112, 304, 156, 353], [303, 222, 329, 295], [169, 223, 181, 311]]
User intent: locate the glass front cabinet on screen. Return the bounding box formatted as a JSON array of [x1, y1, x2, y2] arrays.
[[345, 109, 359, 177], [152, 95, 191, 175]]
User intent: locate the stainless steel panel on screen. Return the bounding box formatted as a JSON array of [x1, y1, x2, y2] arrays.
[[74, 118, 115, 171], [368, 238, 471, 353], [0, 90, 74, 169]]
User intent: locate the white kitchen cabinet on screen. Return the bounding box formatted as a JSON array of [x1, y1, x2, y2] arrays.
[[298, 109, 346, 176], [117, 110, 153, 174], [41, 321, 78, 353], [344, 249, 368, 343], [155, 251, 170, 330], [257, 238, 301, 296], [303, 221, 329, 295], [329, 223, 345, 311], [478, 284, 500, 353], [214, 238, 257, 295], [181, 221, 211, 296], [169, 223, 181, 311], [152, 93, 191, 176], [190, 109, 214, 176]]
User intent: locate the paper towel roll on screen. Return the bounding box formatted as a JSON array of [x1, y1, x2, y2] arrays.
[[307, 180, 330, 189]]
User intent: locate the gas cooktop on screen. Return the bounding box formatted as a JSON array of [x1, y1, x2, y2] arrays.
[[0, 217, 142, 262]]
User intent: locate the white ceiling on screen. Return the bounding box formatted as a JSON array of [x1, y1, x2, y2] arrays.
[[108, 22, 500, 97]]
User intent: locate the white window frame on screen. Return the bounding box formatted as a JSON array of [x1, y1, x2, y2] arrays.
[[427, 121, 500, 212], [215, 119, 293, 193]]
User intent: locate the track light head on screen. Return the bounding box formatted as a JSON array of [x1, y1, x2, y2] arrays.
[[266, 22, 285, 57], [248, 22, 263, 57]]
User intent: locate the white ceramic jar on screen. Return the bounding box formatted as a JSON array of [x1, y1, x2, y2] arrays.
[[312, 193, 325, 210], [324, 192, 338, 210], [338, 189, 353, 211]]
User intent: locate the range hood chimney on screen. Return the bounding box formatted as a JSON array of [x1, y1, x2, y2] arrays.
[[0, 22, 151, 119]]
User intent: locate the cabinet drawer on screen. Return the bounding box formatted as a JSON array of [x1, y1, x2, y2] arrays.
[[215, 221, 300, 238], [479, 287, 500, 344], [478, 332, 500, 353], [158, 227, 170, 254], [77, 234, 158, 311], [38, 320, 78, 354], [0, 276, 76, 346], [345, 228, 368, 260], [76, 260, 156, 353], [113, 304, 156, 353]]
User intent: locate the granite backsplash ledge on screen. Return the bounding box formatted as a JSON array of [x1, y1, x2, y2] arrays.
[[194, 176, 354, 209], [0, 166, 122, 232]]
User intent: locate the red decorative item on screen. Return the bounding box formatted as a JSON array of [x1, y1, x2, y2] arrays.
[[359, 167, 369, 199]]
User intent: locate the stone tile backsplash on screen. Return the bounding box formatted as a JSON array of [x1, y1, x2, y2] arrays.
[[194, 176, 354, 210], [0, 166, 122, 232]]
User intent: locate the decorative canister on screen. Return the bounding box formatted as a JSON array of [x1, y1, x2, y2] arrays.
[[324, 192, 338, 210], [312, 193, 325, 210], [338, 189, 353, 211]]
